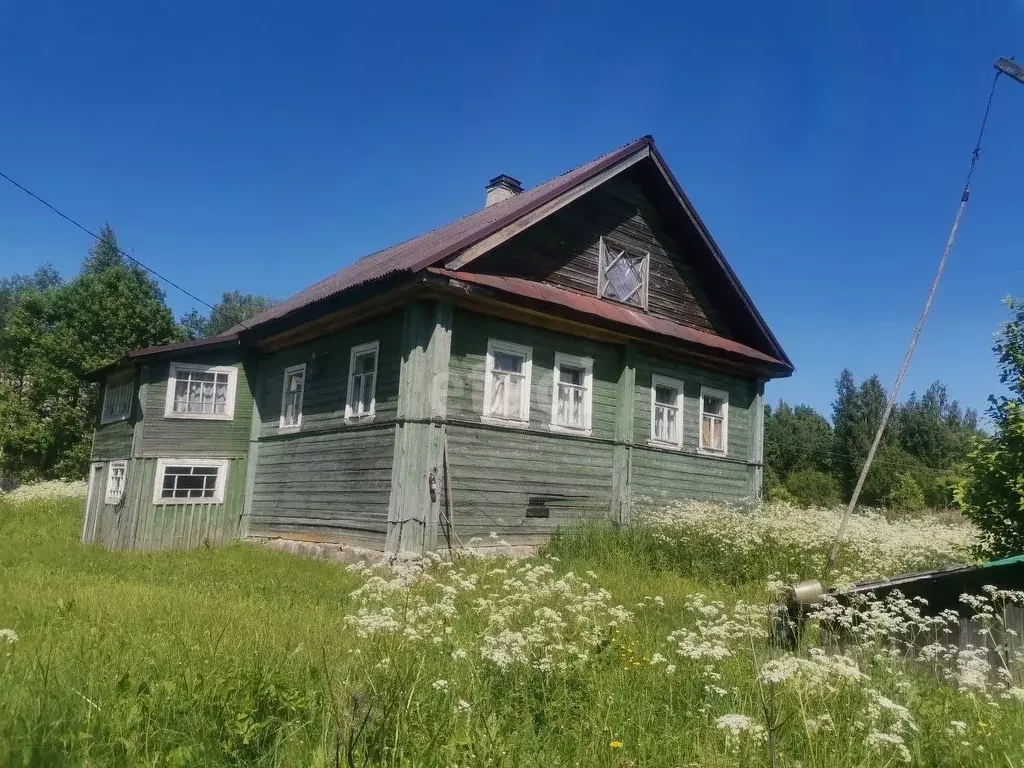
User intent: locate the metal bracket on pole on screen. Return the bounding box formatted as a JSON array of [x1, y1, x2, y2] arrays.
[[995, 57, 1024, 86]]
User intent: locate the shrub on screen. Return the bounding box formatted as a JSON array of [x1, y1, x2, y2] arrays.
[[784, 469, 841, 508], [764, 482, 794, 504], [886, 473, 926, 513]]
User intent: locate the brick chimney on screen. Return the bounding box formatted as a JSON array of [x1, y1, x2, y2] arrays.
[[485, 174, 523, 207]]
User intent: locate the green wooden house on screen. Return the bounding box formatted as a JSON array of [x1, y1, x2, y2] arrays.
[[82, 136, 793, 556]]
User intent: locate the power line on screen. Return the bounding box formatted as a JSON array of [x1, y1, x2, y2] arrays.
[[0, 168, 230, 321]]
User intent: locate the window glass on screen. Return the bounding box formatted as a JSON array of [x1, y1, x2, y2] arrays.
[[700, 391, 727, 453], [555, 365, 587, 429], [101, 376, 133, 423], [600, 238, 648, 308], [652, 379, 682, 446], [484, 341, 531, 422], [159, 465, 220, 499], [105, 461, 127, 504], [281, 365, 305, 428], [347, 343, 379, 418]]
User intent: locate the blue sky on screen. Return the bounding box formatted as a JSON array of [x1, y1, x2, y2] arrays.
[[2, 1, 1024, 419]]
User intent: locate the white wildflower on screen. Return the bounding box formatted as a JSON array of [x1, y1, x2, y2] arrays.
[[0, 629, 18, 644], [431, 679, 449, 692]]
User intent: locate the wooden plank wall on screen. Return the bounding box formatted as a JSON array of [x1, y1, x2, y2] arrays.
[[470, 168, 731, 337], [444, 308, 761, 544], [138, 352, 254, 458], [243, 312, 403, 549], [88, 457, 245, 551]]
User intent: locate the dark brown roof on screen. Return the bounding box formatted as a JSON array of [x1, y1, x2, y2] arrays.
[[83, 333, 240, 380], [429, 269, 789, 371], [235, 136, 653, 331]]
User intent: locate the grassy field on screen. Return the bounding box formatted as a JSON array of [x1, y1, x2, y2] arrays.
[[1, 490, 1022, 767]]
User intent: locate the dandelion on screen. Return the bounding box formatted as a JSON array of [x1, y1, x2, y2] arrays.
[[608, 739, 623, 749]]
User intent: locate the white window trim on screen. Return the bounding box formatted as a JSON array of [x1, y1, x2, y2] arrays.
[[100, 372, 134, 425], [598, 236, 650, 311], [649, 374, 685, 449], [279, 363, 306, 431], [164, 362, 238, 421], [345, 340, 380, 421], [152, 458, 230, 505], [105, 460, 127, 504], [549, 352, 594, 436], [698, 385, 729, 455], [482, 339, 533, 426]]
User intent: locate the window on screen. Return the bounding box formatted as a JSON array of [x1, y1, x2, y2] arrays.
[[650, 375, 684, 448], [346, 341, 379, 420], [551, 352, 593, 433], [599, 237, 649, 309], [483, 340, 532, 424], [165, 363, 237, 420], [279, 363, 306, 429], [153, 458, 229, 504], [105, 460, 127, 504], [699, 387, 729, 454], [100, 373, 134, 424]]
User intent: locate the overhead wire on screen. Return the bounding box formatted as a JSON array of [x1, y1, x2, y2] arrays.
[[0, 168, 252, 331]]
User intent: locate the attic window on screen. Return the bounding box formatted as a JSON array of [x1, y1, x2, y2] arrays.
[[598, 237, 649, 310]]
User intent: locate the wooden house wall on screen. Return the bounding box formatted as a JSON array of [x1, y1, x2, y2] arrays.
[[91, 365, 139, 460], [446, 308, 621, 542], [84, 457, 245, 551], [445, 308, 760, 542], [470, 169, 731, 338], [243, 312, 403, 549], [137, 351, 253, 459], [630, 350, 756, 503]]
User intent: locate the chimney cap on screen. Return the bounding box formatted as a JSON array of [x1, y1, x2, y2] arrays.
[[486, 174, 523, 193]]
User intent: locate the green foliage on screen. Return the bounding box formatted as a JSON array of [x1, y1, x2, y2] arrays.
[[784, 469, 841, 508], [0, 226, 182, 481], [181, 290, 276, 339], [886, 472, 926, 513], [959, 297, 1024, 558], [763, 402, 834, 479]]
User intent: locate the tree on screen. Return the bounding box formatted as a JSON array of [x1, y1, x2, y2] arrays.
[[0, 226, 183, 481], [958, 297, 1024, 557], [763, 401, 834, 495], [784, 469, 841, 508], [832, 370, 890, 500], [180, 291, 275, 339]]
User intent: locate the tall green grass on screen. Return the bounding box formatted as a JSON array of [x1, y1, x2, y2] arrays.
[[1, 495, 1020, 767]]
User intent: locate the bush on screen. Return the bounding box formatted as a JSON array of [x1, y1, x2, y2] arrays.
[[886, 473, 926, 513], [784, 469, 841, 508], [764, 482, 794, 504]]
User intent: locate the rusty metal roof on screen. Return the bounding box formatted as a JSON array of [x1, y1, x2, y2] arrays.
[[235, 136, 653, 331], [430, 268, 789, 370]]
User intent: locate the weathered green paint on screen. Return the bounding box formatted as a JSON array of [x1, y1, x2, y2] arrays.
[[611, 343, 635, 524], [82, 457, 246, 551], [385, 300, 452, 554], [243, 311, 404, 550], [91, 365, 138, 460], [749, 379, 766, 499], [240, 355, 262, 536], [138, 351, 252, 458]]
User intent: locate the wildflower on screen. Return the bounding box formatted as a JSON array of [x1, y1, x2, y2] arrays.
[[450, 648, 468, 661], [456, 699, 471, 714], [431, 679, 449, 692], [609, 739, 623, 749], [865, 731, 911, 763], [715, 714, 753, 737], [0, 629, 17, 644]]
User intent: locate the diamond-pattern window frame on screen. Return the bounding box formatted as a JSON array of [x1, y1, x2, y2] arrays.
[[598, 237, 649, 310]]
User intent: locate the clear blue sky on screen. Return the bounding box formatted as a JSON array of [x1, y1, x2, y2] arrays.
[[3, 1, 1024, 420]]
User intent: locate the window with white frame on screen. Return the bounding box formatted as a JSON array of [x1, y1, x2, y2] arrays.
[[280, 363, 306, 429], [346, 341, 379, 419], [483, 340, 532, 423], [699, 387, 729, 454], [105, 460, 127, 504], [153, 458, 229, 504], [650, 374, 684, 448], [551, 352, 593, 433], [598, 237, 649, 309], [100, 373, 134, 424], [164, 362, 237, 420]]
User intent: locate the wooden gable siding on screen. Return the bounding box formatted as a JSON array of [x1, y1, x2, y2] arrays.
[[243, 311, 404, 550], [137, 351, 253, 458], [631, 350, 757, 503], [469, 169, 730, 337]]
